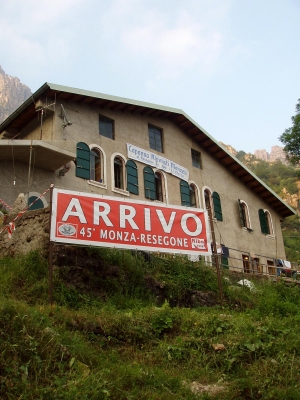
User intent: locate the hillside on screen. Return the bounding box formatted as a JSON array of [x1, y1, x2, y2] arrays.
[[2, 248, 300, 399]]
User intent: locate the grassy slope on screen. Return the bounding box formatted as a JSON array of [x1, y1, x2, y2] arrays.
[[1, 249, 300, 399]]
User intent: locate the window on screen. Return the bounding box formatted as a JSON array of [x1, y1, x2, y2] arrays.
[[143, 166, 165, 201], [76, 142, 90, 179], [180, 181, 199, 207], [126, 160, 138, 195], [238, 199, 252, 230], [258, 209, 274, 235], [114, 156, 124, 189], [191, 149, 201, 169], [90, 148, 102, 182], [99, 115, 114, 139], [204, 189, 223, 221], [148, 124, 163, 152]]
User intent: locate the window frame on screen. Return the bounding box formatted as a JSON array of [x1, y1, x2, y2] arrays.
[[148, 124, 163, 153], [259, 209, 274, 237], [191, 148, 202, 169], [88, 144, 107, 189], [99, 115, 114, 140], [180, 180, 200, 207], [144, 166, 167, 202], [111, 153, 129, 196], [238, 199, 252, 231]]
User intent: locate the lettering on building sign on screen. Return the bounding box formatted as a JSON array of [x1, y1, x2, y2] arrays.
[[50, 188, 211, 255], [127, 144, 189, 181]]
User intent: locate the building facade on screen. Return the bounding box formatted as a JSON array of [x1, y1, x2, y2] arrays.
[[0, 83, 296, 272]]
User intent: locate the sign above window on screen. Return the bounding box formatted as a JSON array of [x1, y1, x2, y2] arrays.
[[127, 144, 189, 181]]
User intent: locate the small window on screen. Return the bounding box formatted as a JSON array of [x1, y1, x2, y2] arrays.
[[114, 156, 124, 189], [191, 149, 201, 169], [238, 200, 251, 230], [90, 148, 102, 182], [212, 192, 223, 221], [258, 209, 274, 235], [126, 160, 138, 195], [148, 124, 163, 152], [76, 142, 90, 179], [99, 115, 114, 139]]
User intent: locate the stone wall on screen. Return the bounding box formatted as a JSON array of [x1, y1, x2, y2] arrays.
[[0, 208, 50, 257]]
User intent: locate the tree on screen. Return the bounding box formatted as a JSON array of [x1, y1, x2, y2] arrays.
[[279, 99, 300, 166]]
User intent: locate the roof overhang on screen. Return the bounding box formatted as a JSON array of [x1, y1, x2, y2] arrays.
[[0, 82, 296, 218], [0, 140, 76, 171]]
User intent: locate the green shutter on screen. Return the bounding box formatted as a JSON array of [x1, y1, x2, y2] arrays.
[[180, 180, 191, 206], [212, 192, 223, 221], [259, 209, 269, 234], [76, 142, 90, 179], [143, 166, 156, 200], [126, 160, 139, 195], [238, 199, 246, 227]]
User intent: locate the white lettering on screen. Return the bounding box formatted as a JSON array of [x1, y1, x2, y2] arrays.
[[130, 233, 136, 242], [181, 214, 202, 237], [163, 236, 169, 245], [170, 237, 176, 246], [156, 210, 176, 233], [141, 234, 146, 243], [94, 202, 113, 227], [120, 205, 139, 230], [124, 232, 129, 241], [144, 208, 151, 231], [100, 229, 108, 239], [62, 198, 87, 223], [109, 230, 115, 240]]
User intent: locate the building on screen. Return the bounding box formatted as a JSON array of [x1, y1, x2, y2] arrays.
[[0, 83, 296, 272]]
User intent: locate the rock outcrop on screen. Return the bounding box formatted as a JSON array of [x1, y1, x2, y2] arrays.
[[0, 66, 32, 124]]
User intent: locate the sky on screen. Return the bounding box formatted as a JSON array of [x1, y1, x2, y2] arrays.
[[0, 0, 299, 153]]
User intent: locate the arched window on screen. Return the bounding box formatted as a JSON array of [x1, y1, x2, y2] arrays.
[[180, 181, 199, 207], [238, 199, 251, 230], [27, 191, 48, 211], [114, 156, 124, 189], [204, 189, 223, 221], [259, 209, 274, 235], [144, 167, 165, 201], [90, 148, 102, 182], [126, 160, 138, 195]]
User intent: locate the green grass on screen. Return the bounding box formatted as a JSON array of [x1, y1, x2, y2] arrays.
[[1, 249, 300, 399]]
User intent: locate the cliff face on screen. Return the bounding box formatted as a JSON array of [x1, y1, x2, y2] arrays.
[[0, 66, 32, 124]]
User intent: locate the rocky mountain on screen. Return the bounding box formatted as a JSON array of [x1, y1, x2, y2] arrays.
[[220, 142, 288, 164], [0, 66, 32, 124]]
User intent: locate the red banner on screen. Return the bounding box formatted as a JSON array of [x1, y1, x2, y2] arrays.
[[50, 188, 211, 255]]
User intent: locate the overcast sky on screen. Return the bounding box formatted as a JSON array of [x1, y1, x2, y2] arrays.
[[1, 0, 299, 153]]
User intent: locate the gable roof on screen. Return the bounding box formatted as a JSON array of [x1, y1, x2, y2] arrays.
[[0, 82, 296, 218]]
